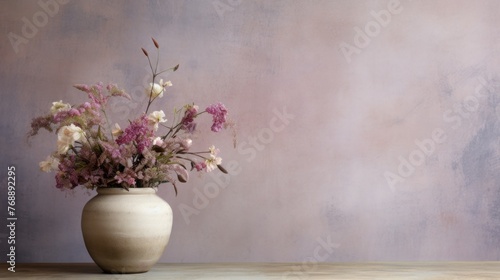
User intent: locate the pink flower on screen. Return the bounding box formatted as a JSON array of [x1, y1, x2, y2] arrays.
[[69, 108, 81, 116], [205, 102, 227, 132], [29, 41, 231, 194], [99, 141, 122, 159], [194, 162, 206, 171], [178, 104, 199, 133], [116, 115, 153, 153], [114, 170, 136, 186]]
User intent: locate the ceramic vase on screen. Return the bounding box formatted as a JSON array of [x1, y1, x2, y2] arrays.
[[81, 188, 172, 274]]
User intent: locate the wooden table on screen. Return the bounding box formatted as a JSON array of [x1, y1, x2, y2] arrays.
[[3, 262, 500, 279]]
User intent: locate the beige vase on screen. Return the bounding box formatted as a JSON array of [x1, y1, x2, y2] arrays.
[[81, 188, 173, 274]]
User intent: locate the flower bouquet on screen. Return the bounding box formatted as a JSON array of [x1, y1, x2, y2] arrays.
[[28, 38, 229, 195]]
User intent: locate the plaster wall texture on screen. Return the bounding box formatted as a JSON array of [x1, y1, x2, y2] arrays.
[[0, 0, 499, 263]]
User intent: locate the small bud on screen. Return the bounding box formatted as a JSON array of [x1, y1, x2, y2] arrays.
[[217, 165, 228, 174], [173, 64, 179, 71], [177, 174, 187, 183], [152, 37, 159, 49], [141, 48, 149, 57]]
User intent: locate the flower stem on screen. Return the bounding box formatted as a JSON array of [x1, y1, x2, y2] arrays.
[[101, 108, 114, 141]]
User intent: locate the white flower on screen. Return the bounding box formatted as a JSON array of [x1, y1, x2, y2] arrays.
[[208, 145, 219, 156], [147, 83, 164, 98], [205, 154, 222, 172], [148, 110, 167, 131], [152, 137, 164, 146], [146, 79, 171, 99], [50, 100, 71, 115], [57, 124, 85, 154], [204, 146, 222, 172], [39, 156, 60, 172]]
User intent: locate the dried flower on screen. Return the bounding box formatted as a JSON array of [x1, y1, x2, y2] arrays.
[[39, 155, 60, 172], [50, 100, 71, 115], [206, 102, 228, 132], [29, 39, 231, 195], [152, 37, 159, 49], [146, 82, 165, 98], [148, 110, 167, 131], [181, 104, 199, 132], [57, 124, 85, 154]]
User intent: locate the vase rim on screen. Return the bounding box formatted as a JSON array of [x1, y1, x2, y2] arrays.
[[96, 187, 157, 195]]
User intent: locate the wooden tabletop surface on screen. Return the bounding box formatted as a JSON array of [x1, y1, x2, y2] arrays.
[[3, 262, 500, 279]]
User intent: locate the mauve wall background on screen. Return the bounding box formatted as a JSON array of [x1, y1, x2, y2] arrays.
[[1, 0, 500, 263]]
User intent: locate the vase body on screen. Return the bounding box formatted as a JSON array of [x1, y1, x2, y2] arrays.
[[81, 188, 172, 274]]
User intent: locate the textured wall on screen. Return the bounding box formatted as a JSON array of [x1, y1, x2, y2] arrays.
[[1, 0, 499, 263]]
